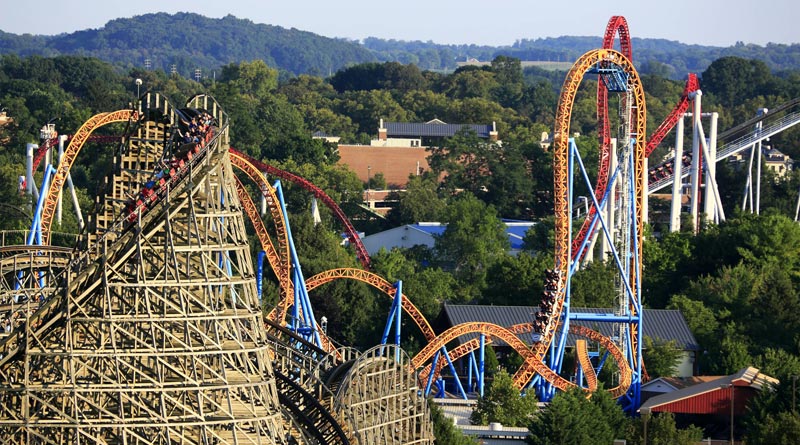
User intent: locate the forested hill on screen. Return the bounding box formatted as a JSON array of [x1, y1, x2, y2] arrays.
[[364, 36, 800, 79], [0, 12, 378, 76], [2, 12, 800, 79]]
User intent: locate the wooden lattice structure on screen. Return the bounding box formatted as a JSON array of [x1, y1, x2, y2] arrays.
[[0, 94, 435, 445], [0, 100, 290, 444], [332, 345, 434, 445]]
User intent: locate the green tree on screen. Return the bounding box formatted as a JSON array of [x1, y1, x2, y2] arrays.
[[490, 55, 524, 108], [434, 193, 509, 301], [218, 60, 278, 99], [625, 412, 703, 445], [428, 399, 476, 445], [528, 386, 627, 445], [368, 172, 387, 189], [713, 323, 753, 374], [335, 89, 413, 136], [756, 348, 800, 381], [440, 67, 497, 100], [702, 57, 774, 108], [746, 411, 800, 445], [523, 217, 554, 253], [483, 252, 552, 306], [470, 369, 537, 427], [569, 261, 617, 308], [667, 295, 718, 345], [386, 175, 447, 225], [643, 229, 693, 308], [643, 337, 683, 378]]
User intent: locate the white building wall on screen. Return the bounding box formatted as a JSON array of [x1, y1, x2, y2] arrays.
[[370, 138, 422, 147], [361, 226, 435, 256], [675, 351, 695, 377]]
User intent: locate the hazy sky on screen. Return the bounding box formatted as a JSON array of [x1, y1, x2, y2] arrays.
[[2, 0, 798, 47]]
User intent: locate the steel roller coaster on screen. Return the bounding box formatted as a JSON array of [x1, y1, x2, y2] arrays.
[[10, 15, 799, 443], [9, 18, 657, 423]]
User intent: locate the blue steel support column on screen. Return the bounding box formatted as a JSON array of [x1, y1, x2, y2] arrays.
[[468, 352, 475, 392], [630, 145, 643, 411], [17, 165, 55, 291], [425, 351, 441, 396], [394, 281, 402, 362], [380, 297, 397, 346], [442, 347, 467, 399], [380, 281, 403, 362], [479, 334, 486, 397], [256, 251, 265, 304], [572, 168, 621, 263], [275, 180, 322, 348], [574, 147, 636, 297], [544, 139, 577, 400], [596, 350, 610, 376], [27, 165, 56, 246]]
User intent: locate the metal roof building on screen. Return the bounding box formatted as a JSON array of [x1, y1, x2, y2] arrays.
[[639, 367, 778, 416], [360, 220, 535, 256], [443, 304, 699, 351], [375, 118, 500, 143], [384, 121, 495, 139]]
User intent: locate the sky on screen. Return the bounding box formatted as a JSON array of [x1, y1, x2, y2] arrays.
[[2, 0, 798, 47]]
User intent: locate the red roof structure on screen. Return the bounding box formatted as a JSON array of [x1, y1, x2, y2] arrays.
[[639, 367, 778, 416]]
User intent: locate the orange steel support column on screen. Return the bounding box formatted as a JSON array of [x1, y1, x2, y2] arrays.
[[514, 48, 645, 395]]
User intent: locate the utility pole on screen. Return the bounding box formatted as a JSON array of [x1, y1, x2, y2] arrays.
[[641, 408, 650, 445], [724, 384, 734, 445]]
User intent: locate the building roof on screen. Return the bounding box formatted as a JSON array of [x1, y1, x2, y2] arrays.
[[639, 367, 779, 415], [503, 221, 534, 250], [643, 375, 724, 392], [764, 146, 792, 163], [442, 304, 699, 351], [409, 222, 447, 237], [385, 121, 494, 139], [409, 221, 534, 250]]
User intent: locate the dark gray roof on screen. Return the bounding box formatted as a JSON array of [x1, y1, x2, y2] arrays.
[[442, 304, 700, 351], [385, 122, 493, 138]]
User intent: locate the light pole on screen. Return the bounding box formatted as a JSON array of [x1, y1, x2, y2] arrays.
[[367, 165, 371, 206], [723, 384, 734, 445], [135, 78, 142, 99], [641, 407, 651, 445]]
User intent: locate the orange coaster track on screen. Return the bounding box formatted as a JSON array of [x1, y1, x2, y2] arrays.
[[40, 110, 139, 245]]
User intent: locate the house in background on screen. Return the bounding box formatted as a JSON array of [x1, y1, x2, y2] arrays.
[[728, 144, 794, 179], [641, 375, 724, 403], [763, 146, 793, 177], [639, 367, 778, 442], [336, 118, 500, 189], [372, 118, 499, 147]]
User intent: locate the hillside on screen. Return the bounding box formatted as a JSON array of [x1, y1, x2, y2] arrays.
[[0, 12, 378, 76], [1, 12, 799, 79], [364, 35, 800, 79]]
